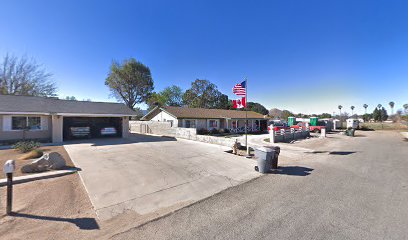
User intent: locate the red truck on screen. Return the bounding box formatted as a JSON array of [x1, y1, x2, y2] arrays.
[[267, 122, 289, 133], [291, 122, 326, 133]]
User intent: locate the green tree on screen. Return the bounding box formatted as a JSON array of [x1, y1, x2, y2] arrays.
[[389, 101, 395, 115], [404, 104, 408, 114], [65, 96, 77, 101], [147, 92, 167, 110], [246, 102, 269, 115], [362, 113, 372, 122], [147, 85, 184, 110], [161, 85, 184, 106], [105, 58, 154, 109], [182, 79, 228, 109], [350, 106, 355, 116], [380, 107, 388, 121], [0, 54, 57, 96], [319, 113, 332, 118], [373, 107, 380, 121]]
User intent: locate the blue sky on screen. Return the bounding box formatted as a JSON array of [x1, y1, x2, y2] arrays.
[[1, 0, 408, 115]]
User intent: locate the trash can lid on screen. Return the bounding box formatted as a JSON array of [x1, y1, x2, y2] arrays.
[[263, 146, 280, 150], [256, 147, 274, 152]]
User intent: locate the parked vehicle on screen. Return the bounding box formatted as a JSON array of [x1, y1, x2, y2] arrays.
[[69, 126, 91, 138], [291, 122, 326, 133], [267, 121, 289, 133], [100, 127, 117, 136]]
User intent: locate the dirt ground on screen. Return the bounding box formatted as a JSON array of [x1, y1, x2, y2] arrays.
[[0, 173, 98, 240], [0, 146, 75, 178], [0, 144, 208, 239]]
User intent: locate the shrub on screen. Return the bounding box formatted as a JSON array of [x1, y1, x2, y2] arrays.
[[13, 141, 41, 153], [197, 128, 209, 135], [210, 128, 219, 134], [18, 149, 44, 160]]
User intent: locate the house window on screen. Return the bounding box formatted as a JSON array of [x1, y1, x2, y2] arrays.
[[232, 120, 237, 128], [209, 120, 218, 128], [184, 119, 196, 128], [12, 116, 41, 130]]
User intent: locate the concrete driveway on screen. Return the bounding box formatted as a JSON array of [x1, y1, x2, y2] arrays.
[[64, 134, 260, 220]]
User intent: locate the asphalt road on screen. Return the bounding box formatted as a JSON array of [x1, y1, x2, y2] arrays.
[[113, 131, 408, 240]]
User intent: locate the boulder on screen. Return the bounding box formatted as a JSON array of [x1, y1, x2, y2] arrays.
[[21, 154, 50, 173], [47, 152, 66, 170], [20, 152, 67, 173]]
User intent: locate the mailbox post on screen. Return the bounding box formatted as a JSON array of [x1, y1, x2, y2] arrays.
[[3, 160, 15, 215]]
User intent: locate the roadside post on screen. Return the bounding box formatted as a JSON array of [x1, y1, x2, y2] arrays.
[[270, 129, 275, 143], [320, 128, 326, 138], [3, 160, 16, 215]]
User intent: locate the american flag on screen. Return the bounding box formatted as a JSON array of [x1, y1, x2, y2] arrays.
[[232, 80, 246, 96]]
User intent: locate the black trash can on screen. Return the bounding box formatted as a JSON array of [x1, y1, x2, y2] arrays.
[[268, 146, 280, 169]]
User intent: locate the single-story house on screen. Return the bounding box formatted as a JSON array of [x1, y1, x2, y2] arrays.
[[142, 106, 268, 132], [0, 94, 136, 143]]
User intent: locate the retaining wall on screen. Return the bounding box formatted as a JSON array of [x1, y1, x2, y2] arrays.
[[130, 121, 236, 147], [271, 130, 310, 143], [129, 121, 176, 136]]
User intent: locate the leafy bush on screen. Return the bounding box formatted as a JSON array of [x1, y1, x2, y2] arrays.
[[197, 128, 209, 135], [210, 128, 219, 134], [13, 141, 41, 153]]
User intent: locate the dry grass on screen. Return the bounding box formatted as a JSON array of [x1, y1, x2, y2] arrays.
[[361, 122, 408, 131], [17, 149, 44, 160]]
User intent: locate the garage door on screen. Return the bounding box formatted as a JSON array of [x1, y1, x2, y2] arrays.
[[63, 117, 122, 140]]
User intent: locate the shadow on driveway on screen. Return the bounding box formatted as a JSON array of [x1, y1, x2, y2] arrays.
[[11, 212, 99, 230], [63, 133, 177, 147], [271, 166, 314, 176], [304, 151, 356, 155]]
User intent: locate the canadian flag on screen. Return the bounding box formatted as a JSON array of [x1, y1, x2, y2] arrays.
[[232, 97, 246, 109]]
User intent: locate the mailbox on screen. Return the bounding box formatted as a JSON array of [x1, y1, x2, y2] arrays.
[[3, 160, 16, 174]]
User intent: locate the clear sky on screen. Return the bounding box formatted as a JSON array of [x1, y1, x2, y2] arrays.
[[1, 0, 408, 115]]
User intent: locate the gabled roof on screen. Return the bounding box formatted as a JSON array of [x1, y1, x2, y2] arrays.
[[142, 106, 267, 120], [0, 94, 137, 116]]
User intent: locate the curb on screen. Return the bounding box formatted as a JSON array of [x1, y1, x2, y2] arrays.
[[0, 169, 77, 187]]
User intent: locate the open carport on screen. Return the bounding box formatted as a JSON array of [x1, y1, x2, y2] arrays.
[[64, 134, 260, 221]]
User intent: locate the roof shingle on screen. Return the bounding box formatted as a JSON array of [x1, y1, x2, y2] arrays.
[[0, 95, 136, 116], [144, 106, 267, 120]]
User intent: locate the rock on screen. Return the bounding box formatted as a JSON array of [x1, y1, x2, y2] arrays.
[[47, 152, 66, 170], [20, 152, 67, 173], [21, 154, 50, 173]]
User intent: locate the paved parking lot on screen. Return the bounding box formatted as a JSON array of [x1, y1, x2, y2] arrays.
[[64, 134, 260, 220]]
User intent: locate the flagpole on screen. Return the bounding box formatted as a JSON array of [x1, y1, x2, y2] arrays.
[[245, 77, 249, 156]]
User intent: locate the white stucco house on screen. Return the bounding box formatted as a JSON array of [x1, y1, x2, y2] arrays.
[[142, 106, 269, 132], [0, 94, 137, 143]]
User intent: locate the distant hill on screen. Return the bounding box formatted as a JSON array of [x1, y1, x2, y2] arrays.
[[269, 108, 283, 118]]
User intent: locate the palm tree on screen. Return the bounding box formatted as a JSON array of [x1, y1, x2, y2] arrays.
[[363, 104, 368, 114], [404, 104, 408, 114], [338, 105, 342, 118], [377, 104, 382, 109], [351, 106, 355, 116], [389, 101, 395, 115]]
